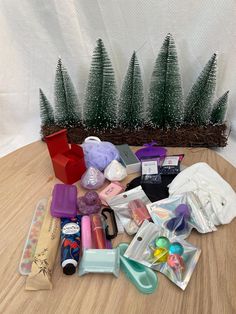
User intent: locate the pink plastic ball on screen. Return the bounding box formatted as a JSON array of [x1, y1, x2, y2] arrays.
[[167, 254, 185, 271]]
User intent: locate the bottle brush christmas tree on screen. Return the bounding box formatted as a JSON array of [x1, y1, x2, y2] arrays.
[[39, 36, 229, 147], [39, 88, 55, 127], [54, 58, 81, 128], [184, 53, 217, 125], [84, 38, 117, 130], [118, 51, 144, 129], [147, 33, 184, 128], [210, 91, 229, 124]]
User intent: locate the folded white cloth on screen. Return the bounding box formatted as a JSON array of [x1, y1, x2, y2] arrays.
[[168, 162, 236, 225]]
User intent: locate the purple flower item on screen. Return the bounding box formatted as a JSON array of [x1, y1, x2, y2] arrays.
[[77, 191, 102, 215], [82, 137, 120, 171]]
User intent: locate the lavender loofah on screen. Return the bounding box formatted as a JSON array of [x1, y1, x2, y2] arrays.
[[82, 137, 120, 171], [80, 167, 105, 190], [77, 191, 102, 215]]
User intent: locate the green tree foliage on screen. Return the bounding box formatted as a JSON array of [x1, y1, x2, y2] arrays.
[[147, 33, 184, 128], [54, 58, 81, 128], [118, 51, 144, 129], [210, 91, 229, 124], [84, 39, 117, 130], [184, 54, 217, 125], [39, 88, 54, 126]]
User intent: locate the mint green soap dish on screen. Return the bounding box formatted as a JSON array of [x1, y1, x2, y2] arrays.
[[118, 243, 158, 294]]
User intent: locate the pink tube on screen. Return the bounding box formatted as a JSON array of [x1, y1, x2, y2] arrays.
[[81, 216, 92, 250]]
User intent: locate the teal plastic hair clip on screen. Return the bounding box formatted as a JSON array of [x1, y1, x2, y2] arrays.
[[118, 243, 158, 294]]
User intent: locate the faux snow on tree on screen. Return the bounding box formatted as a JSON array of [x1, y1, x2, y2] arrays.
[[54, 58, 81, 128], [39, 88, 54, 126], [210, 91, 229, 124], [147, 33, 183, 128], [118, 51, 144, 129], [184, 54, 217, 125], [40, 35, 230, 147], [84, 38, 117, 130]]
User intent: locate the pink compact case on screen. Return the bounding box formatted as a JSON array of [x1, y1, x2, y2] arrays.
[[99, 182, 125, 205]]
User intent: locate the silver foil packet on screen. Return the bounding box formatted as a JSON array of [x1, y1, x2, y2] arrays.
[[108, 186, 151, 235], [147, 192, 217, 239], [124, 220, 201, 290]]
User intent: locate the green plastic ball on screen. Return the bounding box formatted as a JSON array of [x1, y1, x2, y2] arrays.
[[155, 236, 170, 249]]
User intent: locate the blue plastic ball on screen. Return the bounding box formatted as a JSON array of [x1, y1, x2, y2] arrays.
[[169, 242, 184, 256]]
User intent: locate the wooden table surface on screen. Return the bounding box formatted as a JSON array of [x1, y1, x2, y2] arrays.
[[0, 141, 236, 314]]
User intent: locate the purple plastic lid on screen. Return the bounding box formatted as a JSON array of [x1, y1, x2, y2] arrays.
[[50, 184, 77, 218], [135, 142, 167, 160]]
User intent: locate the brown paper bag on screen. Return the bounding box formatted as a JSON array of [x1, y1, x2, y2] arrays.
[[25, 199, 60, 290]]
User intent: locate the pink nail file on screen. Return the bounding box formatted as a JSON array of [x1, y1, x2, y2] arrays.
[[81, 216, 92, 250]]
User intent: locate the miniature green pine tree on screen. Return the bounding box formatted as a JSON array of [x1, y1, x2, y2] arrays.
[[147, 33, 184, 128], [84, 39, 117, 130], [39, 88, 55, 126], [184, 54, 217, 125], [118, 51, 144, 129], [210, 91, 229, 124], [54, 58, 81, 128]]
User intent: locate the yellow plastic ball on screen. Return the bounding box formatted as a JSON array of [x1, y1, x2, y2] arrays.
[[153, 247, 169, 262]]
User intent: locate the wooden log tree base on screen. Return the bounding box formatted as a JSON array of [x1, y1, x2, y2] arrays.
[[41, 123, 228, 147]]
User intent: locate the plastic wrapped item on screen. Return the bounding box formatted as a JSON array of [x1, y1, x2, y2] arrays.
[[124, 220, 201, 290], [25, 199, 60, 290], [128, 199, 151, 226], [141, 157, 162, 185], [19, 199, 47, 275], [78, 248, 120, 277], [118, 243, 158, 294], [108, 186, 151, 235], [82, 136, 119, 171], [168, 162, 236, 225], [159, 155, 184, 175], [147, 192, 217, 239], [80, 167, 105, 190], [104, 160, 127, 181], [77, 191, 101, 215]]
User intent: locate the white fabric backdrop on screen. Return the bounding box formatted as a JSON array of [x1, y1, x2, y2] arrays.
[[0, 0, 236, 165]]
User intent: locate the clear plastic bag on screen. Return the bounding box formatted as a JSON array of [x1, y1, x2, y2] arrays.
[[159, 154, 184, 175], [141, 157, 162, 185], [147, 192, 217, 239], [124, 220, 201, 290], [107, 186, 151, 235]]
